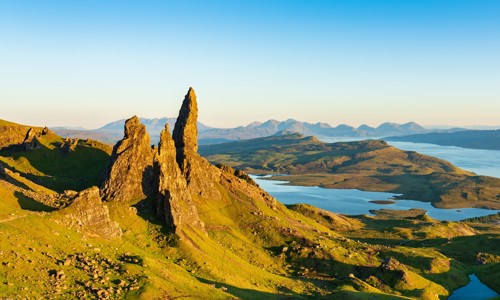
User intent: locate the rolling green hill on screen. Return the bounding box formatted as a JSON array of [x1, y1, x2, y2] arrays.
[[0, 91, 499, 299], [0, 119, 112, 193], [199, 133, 500, 209]]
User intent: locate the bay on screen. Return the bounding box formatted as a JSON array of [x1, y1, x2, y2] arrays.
[[253, 176, 500, 221], [448, 275, 499, 300]]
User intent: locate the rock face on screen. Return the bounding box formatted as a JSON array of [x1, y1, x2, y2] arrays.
[[99, 88, 237, 236], [100, 116, 155, 202], [173, 87, 199, 153], [154, 124, 204, 233], [60, 138, 79, 153], [22, 128, 43, 151], [0, 162, 5, 179], [61, 187, 122, 238], [172, 88, 221, 198]]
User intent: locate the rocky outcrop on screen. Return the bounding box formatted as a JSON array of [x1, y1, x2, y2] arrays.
[[173, 87, 199, 153], [100, 116, 155, 202], [22, 127, 48, 151], [0, 121, 48, 150], [60, 138, 79, 153], [172, 88, 221, 198], [154, 124, 204, 233], [380, 257, 408, 272], [61, 187, 122, 238]]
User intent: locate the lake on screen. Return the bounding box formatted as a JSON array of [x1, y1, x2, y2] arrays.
[[388, 141, 500, 178], [254, 139, 500, 297], [252, 138, 500, 221], [253, 176, 500, 221], [448, 274, 499, 300]]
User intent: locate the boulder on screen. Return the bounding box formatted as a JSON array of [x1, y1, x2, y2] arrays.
[[61, 187, 122, 238]]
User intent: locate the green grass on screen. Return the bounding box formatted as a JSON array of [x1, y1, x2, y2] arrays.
[[0, 126, 499, 298], [0, 134, 111, 192]]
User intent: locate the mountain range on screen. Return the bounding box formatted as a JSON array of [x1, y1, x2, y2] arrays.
[[53, 118, 464, 145], [1, 88, 499, 298]]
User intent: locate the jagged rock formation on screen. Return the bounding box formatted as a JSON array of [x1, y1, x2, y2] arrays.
[[60, 187, 122, 238], [100, 116, 155, 202], [60, 137, 79, 153], [22, 127, 50, 151], [172, 87, 199, 153], [154, 124, 204, 233], [172, 88, 221, 198], [0, 120, 44, 149], [99, 88, 226, 235]]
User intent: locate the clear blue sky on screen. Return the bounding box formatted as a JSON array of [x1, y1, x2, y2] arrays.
[[1, 0, 499, 129]]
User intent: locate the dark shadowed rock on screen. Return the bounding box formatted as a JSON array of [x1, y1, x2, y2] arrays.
[[60, 138, 79, 153], [60, 187, 122, 238], [154, 124, 204, 233], [22, 128, 43, 151], [0, 162, 5, 179], [173, 88, 221, 198], [100, 116, 155, 202]]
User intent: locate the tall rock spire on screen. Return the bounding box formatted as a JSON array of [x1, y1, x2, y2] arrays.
[[154, 124, 204, 233], [173, 87, 198, 152], [172, 87, 221, 199], [100, 116, 155, 202]]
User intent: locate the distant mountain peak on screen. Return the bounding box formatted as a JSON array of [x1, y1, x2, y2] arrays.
[[247, 121, 263, 127]]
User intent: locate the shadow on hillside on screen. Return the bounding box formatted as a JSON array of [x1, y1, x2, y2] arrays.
[[134, 198, 163, 226], [194, 277, 307, 299], [14, 191, 55, 212], [0, 141, 110, 192]]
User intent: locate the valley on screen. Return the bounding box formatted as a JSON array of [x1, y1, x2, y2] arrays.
[[0, 88, 498, 299], [199, 134, 500, 210]]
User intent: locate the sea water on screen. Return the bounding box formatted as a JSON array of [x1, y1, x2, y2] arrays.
[[252, 176, 499, 221], [448, 275, 499, 300]]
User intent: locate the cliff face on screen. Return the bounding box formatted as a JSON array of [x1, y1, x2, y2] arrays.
[[99, 87, 291, 238], [100, 116, 155, 202], [99, 89, 213, 235], [172, 88, 221, 199], [155, 124, 204, 233], [60, 187, 122, 238]]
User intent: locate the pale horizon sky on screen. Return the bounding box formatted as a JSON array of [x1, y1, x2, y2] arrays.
[[1, 1, 499, 129]]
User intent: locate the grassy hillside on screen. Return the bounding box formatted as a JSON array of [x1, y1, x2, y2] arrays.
[[1, 164, 495, 299], [199, 134, 500, 209], [2, 172, 498, 298], [1, 121, 499, 299], [0, 119, 43, 149], [0, 120, 111, 192]]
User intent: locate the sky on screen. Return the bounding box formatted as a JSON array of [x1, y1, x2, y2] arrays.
[[1, 0, 499, 129]]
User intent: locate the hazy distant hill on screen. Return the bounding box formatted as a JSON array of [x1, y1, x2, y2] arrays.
[[54, 118, 449, 144], [387, 130, 500, 151], [199, 133, 500, 210]]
